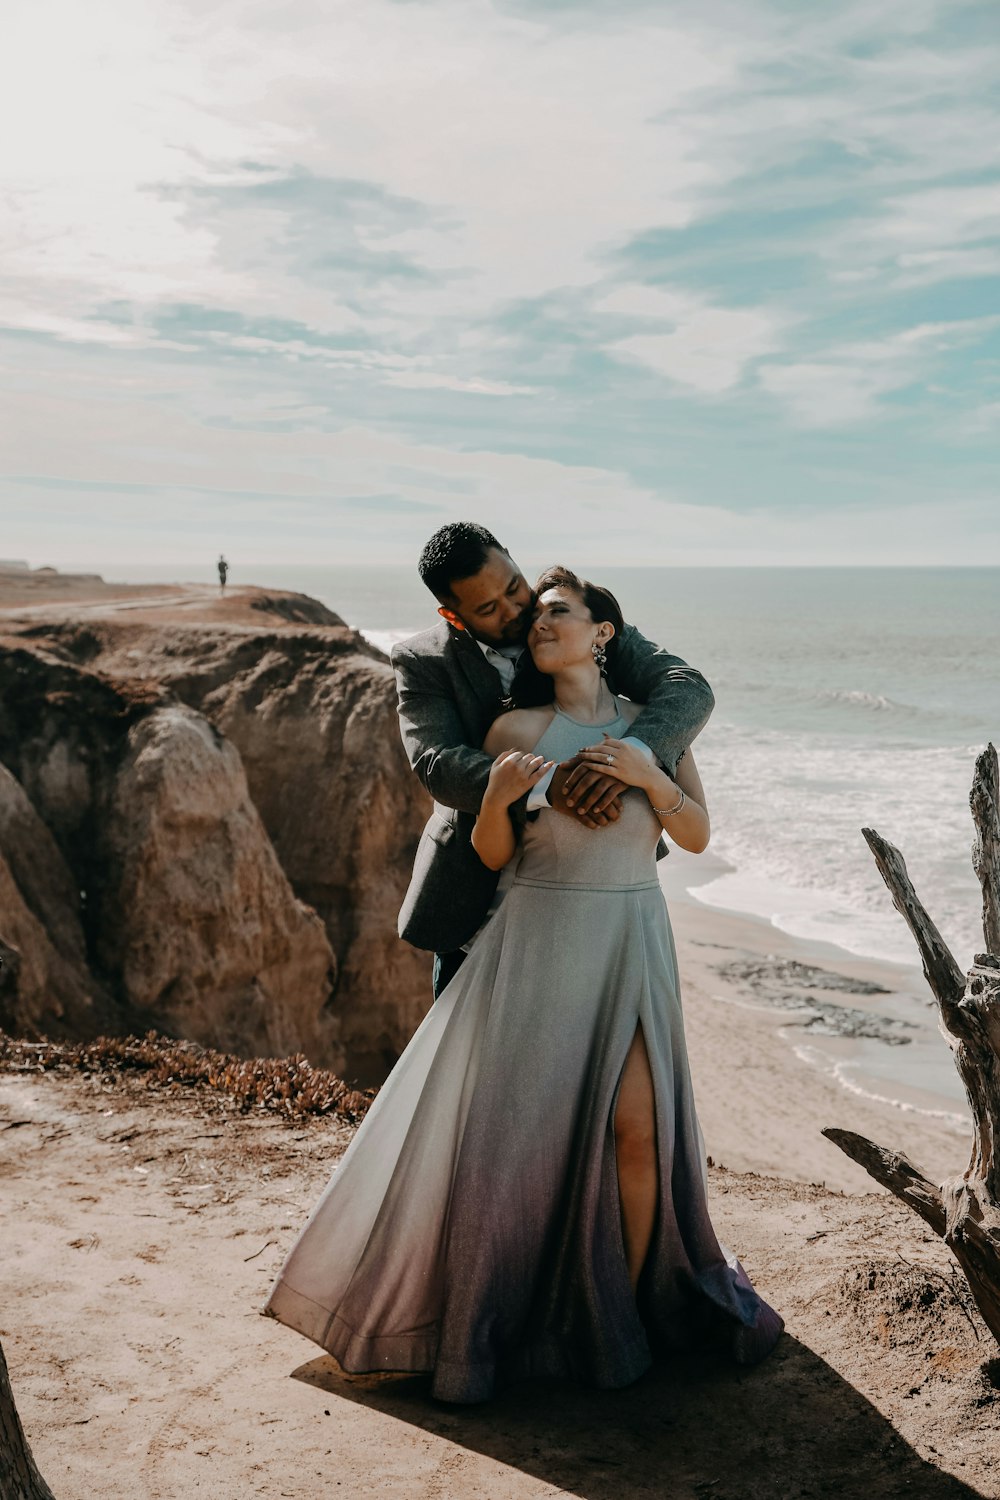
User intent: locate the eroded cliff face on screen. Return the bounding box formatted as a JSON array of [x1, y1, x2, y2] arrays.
[[0, 848, 94, 1038], [0, 757, 113, 1038], [99, 704, 339, 1065], [168, 639, 432, 1079], [0, 641, 151, 1038], [0, 591, 430, 1080]]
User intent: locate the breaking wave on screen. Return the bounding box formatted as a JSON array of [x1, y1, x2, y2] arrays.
[[814, 689, 916, 715]]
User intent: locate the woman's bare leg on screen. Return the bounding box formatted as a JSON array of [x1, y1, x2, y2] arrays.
[[614, 1025, 658, 1292]]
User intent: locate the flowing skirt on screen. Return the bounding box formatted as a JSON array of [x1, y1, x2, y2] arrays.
[[265, 877, 781, 1402]]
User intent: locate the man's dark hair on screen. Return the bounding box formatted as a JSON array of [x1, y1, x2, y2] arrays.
[[418, 522, 507, 602]]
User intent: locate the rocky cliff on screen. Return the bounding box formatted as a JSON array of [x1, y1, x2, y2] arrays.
[[0, 583, 431, 1082], [0, 760, 105, 1037]]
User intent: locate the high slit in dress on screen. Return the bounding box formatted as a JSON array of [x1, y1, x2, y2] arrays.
[[264, 703, 783, 1402]]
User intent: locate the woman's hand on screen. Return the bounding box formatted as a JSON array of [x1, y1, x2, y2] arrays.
[[484, 750, 555, 810], [577, 736, 653, 792]]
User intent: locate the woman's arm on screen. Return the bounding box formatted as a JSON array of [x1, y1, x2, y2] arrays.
[[651, 748, 710, 853], [471, 749, 555, 870], [576, 735, 711, 854]]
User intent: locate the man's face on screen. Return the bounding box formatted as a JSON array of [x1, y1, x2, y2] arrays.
[[439, 548, 534, 647]]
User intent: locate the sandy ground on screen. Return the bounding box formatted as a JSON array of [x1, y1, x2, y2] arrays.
[[3, 570, 997, 1497], [4, 887, 997, 1500]]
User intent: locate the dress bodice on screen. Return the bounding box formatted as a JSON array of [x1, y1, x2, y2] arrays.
[[512, 703, 663, 891]]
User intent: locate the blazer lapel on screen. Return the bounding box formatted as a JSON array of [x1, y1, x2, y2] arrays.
[[449, 628, 504, 723]]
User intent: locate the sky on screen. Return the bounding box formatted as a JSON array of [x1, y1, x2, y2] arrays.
[[1, 0, 999, 570]]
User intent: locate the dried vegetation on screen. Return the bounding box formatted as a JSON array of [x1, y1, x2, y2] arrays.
[[0, 1029, 373, 1124]]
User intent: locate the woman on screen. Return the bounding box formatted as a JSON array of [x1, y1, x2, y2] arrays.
[[265, 567, 783, 1402]]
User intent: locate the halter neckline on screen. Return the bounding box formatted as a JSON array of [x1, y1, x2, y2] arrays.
[[551, 695, 624, 730]]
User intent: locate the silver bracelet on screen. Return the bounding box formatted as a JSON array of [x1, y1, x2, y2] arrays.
[[651, 788, 686, 817]]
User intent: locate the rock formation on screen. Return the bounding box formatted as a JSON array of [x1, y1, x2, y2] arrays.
[[158, 631, 432, 1079], [99, 704, 339, 1065], [0, 762, 105, 1038], [0, 585, 431, 1081]]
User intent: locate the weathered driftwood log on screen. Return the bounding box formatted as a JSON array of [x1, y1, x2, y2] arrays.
[[0, 1338, 56, 1500], [823, 743, 1000, 1346], [972, 740, 1000, 959]]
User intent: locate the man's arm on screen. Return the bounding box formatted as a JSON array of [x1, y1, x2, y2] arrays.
[[558, 625, 714, 820], [610, 624, 714, 776], [392, 643, 492, 815]]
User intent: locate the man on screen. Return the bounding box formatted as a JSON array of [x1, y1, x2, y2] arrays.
[[391, 522, 714, 997]]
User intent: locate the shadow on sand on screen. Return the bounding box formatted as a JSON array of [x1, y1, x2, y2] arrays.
[[291, 1335, 986, 1499]]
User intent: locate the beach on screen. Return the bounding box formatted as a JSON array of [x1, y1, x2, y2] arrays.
[[1, 568, 996, 1497], [663, 877, 966, 1193], [3, 887, 994, 1499]]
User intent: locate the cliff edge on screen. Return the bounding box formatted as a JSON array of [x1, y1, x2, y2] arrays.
[[0, 575, 431, 1082]]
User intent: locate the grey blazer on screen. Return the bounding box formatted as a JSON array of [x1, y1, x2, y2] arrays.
[[391, 621, 714, 955]]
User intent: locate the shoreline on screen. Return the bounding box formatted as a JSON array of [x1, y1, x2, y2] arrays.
[[659, 849, 968, 1193]]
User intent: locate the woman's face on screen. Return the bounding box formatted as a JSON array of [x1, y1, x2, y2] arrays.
[[528, 586, 610, 674]]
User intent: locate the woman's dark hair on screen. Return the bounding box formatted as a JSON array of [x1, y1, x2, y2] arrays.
[[511, 565, 625, 708], [418, 522, 507, 602]]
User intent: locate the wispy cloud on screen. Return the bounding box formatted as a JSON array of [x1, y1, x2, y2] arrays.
[[599, 285, 787, 394], [1, 0, 998, 563], [382, 372, 536, 396], [759, 317, 1000, 427]]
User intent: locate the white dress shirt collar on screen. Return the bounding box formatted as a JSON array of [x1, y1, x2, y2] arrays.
[[474, 637, 523, 694]]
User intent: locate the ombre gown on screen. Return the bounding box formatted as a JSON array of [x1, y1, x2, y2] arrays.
[[265, 704, 782, 1402]]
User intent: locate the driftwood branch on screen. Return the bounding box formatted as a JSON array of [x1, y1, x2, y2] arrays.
[[827, 751, 1000, 1347], [821, 1129, 945, 1235], [0, 1338, 56, 1499], [971, 743, 1000, 961], [860, 827, 965, 1026], [957, 957, 1000, 1202]]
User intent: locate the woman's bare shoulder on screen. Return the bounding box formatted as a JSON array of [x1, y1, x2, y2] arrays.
[[483, 707, 554, 755]]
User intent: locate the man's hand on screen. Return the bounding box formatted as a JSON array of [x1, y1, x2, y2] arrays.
[[550, 756, 626, 828]]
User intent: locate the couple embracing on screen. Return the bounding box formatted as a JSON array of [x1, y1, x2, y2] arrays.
[[266, 523, 782, 1404]]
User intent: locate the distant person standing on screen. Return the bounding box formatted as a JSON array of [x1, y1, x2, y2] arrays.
[[217, 554, 229, 592]]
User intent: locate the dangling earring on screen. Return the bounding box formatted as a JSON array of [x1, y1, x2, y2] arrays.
[[592, 641, 607, 673]]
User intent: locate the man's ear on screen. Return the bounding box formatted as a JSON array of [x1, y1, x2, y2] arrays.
[[437, 605, 466, 632]]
